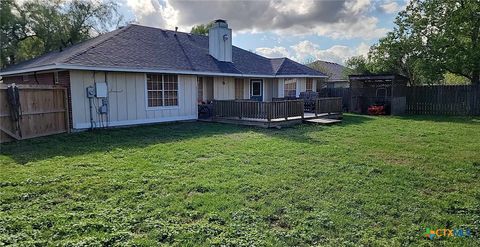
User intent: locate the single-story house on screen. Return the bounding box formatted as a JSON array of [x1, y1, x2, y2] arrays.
[[0, 20, 327, 130], [308, 60, 350, 88]]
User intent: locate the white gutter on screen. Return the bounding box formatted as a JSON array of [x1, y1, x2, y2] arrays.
[[0, 63, 328, 78], [0, 65, 58, 76]]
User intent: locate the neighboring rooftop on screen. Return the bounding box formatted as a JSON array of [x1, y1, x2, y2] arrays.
[[308, 60, 351, 81], [1, 24, 326, 78]]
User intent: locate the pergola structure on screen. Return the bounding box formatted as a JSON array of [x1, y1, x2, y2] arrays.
[[348, 74, 409, 115]]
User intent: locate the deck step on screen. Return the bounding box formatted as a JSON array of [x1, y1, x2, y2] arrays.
[[304, 118, 342, 125]]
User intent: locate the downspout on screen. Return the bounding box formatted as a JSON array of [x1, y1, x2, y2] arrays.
[[105, 72, 109, 127]]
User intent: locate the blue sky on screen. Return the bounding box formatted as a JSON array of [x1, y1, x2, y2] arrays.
[[118, 0, 406, 65]]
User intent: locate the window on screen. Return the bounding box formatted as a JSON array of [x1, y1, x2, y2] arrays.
[[251, 80, 262, 96], [147, 74, 178, 107], [284, 79, 297, 97], [306, 78, 313, 92]]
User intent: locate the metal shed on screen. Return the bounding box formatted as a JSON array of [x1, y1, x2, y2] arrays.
[[349, 74, 409, 115]]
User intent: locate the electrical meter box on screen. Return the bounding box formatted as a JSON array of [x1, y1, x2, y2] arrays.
[[95, 82, 108, 98], [86, 86, 95, 98]]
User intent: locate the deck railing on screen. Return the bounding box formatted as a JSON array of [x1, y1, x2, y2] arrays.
[[315, 97, 343, 115], [213, 100, 304, 121]]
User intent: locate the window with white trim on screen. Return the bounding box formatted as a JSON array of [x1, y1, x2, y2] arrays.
[[147, 74, 178, 107], [284, 79, 297, 97], [306, 78, 313, 92]]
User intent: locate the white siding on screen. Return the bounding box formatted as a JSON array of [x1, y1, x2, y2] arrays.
[[213, 76, 235, 100], [296, 78, 306, 97], [70, 70, 197, 129], [263, 78, 275, 101], [272, 79, 279, 98], [243, 79, 250, 99], [278, 78, 285, 97]]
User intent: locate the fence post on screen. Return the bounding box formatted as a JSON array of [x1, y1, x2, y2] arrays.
[[239, 101, 243, 119], [301, 100, 304, 119], [284, 101, 288, 120], [266, 103, 271, 122], [469, 85, 474, 115], [212, 100, 217, 119]]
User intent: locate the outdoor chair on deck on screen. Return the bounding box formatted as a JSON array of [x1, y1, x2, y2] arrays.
[[299, 91, 319, 112]]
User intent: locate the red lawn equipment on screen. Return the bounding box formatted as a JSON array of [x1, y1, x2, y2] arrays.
[[368, 105, 386, 115]]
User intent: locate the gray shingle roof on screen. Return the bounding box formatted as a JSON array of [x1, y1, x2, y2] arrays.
[[308, 60, 351, 81], [1, 24, 326, 77], [273, 58, 327, 76]]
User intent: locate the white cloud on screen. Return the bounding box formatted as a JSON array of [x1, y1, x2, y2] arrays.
[[123, 0, 389, 40], [356, 42, 371, 57], [273, 0, 316, 15], [255, 46, 290, 58], [292, 41, 353, 64], [283, 16, 389, 40], [381, 1, 402, 14], [256, 40, 371, 65], [125, 0, 178, 29], [345, 0, 372, 14]]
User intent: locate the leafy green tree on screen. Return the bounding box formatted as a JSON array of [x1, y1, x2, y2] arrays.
[[362, 0, 479, 85], [190, 22, 213, 36], [417, 0, 480, 85], [16, 36, 45, 61], [0, 0, 28, 66], [0, 0, 124, 67], [345, 56, 371, 75], [443, 72, 471, 85]]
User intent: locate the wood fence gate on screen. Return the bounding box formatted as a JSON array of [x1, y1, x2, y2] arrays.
[[0, 84, 69, 143]]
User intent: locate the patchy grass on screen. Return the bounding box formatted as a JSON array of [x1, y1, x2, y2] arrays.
[[1, 114, 479, 246]]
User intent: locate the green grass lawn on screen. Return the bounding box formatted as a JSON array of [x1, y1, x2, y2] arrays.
[[1, 114, 479, 246]]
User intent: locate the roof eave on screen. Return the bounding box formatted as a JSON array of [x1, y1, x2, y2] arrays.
[[275, 74, 328, 78], [0, 64, 58, 76], [0, 64, 328, 78]]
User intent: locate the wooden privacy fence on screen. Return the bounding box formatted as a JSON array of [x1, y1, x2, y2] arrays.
[[315, 97, 343, 116], [0, 84, 69, 143], [406, 85, 480, 115], [213, 100, 304, 121], [318, 88, 351, 111]]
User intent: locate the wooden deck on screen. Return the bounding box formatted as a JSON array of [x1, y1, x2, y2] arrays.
[[304, 118, 342, 125], [202, 98, 343, 128], [203, 113, 342, 128]]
